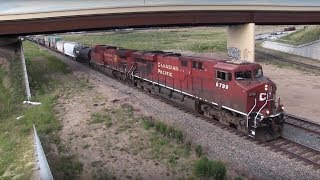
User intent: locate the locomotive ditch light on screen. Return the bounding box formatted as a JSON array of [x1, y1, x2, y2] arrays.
[[266, 110, 270, 115]]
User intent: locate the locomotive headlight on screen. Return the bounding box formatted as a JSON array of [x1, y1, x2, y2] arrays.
[[264, 84, 268, 91]]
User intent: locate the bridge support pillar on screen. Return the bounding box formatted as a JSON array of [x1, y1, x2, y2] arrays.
[[227, 23, 255, 62]]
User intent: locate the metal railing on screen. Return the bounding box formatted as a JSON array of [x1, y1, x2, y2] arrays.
[[33, 124, 54, 180], [21, 42, 31, 101]]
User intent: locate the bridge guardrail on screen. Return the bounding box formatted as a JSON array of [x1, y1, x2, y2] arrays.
[[33, 124, 54, 180]]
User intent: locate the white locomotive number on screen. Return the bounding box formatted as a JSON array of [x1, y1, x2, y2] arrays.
[[216, 82, 229, 90]]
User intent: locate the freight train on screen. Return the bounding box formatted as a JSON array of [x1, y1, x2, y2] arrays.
[[27, 35, 285, 141]]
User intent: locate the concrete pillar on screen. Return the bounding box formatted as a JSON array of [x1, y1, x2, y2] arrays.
[[227, 23, 255, 62]]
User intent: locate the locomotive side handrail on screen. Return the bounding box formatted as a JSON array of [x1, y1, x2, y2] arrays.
[[254, 98, 274, 127], [247, 98, 257, 131]]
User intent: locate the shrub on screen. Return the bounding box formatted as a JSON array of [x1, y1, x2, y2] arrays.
[[143, 120, 151, 130], [166, 127, 176, 138], [175, 130, 183, 143], [159, 123, 167, 135], [155, 122, 162, 132], [194, 157, 226, 180], [105, 115, 113, 127], [185, 140, 192, 152], [143, 118, 154, 130], [168, 154, 177, 165], [91, 113, 105, 124], [90, 112, 112, 127], [234, 176, 244, 180], [195, 145, 203, 157]]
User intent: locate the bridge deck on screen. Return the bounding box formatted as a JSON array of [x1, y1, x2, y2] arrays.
[[0, 1, 320, 35]]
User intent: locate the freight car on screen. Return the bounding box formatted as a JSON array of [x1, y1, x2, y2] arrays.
[[74, 44, 92, 63], [29, 36, 285, 141], [89, 45, 284, 141]]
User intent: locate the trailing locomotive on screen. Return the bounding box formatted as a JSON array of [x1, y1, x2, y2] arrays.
[[28, 36, 285, 141]]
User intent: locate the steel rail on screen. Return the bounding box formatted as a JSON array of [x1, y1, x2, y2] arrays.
[[268, 137, 320, 170], [284, 113, 320, 136], [255, 50, 320, 71]]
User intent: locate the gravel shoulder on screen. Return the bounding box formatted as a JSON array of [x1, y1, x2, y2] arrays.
[[42, 46, 320, 179], [261, 61, 320, 124]]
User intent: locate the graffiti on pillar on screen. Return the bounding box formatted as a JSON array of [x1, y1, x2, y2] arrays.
[[227, 47, 241, 60], [243, 48, 250, 60]]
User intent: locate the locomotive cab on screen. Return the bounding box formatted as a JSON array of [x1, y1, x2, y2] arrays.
[[232, 62, 284, 141]]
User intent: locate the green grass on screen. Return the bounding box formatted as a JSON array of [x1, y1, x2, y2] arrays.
[[279, 26, 320, 45], [194, 157, 226, 179], [0, 41, 79, 179], [24, 42, 70, 98], [195, 145, 203, 157], [0, 49, 24, 121], [90, 112, 113, 127], [142, 119, 193, 171], [62, 27, 227, 53]]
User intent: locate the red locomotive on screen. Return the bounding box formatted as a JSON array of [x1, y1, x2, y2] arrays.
[[90, 45, 285, 141]]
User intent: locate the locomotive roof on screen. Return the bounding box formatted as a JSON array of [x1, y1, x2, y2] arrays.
[[93, 45, 117, 49], [215, 61, 261, 72], [181, 54, 227, 60], [214, 62, 239, 71]]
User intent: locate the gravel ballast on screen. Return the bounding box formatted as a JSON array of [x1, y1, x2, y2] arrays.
[[283, 124, 320, 152], [42, 46, 320, 179]]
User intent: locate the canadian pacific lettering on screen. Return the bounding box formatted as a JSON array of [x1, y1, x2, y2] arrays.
[[157, 62, 179, 77]]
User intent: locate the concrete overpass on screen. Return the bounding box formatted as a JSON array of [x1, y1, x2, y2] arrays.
[[1, 1, 320, 62]]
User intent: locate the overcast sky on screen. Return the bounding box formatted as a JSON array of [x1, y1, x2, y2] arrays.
[[0, 0, 319, 15]]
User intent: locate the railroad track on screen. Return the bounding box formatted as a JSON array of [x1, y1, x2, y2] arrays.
[[268, 137, 320, 170], [255, 50, 320, 71], [284, 113, 320, 136], [36, 42, 320, 171], [151, 91, 320, 170]]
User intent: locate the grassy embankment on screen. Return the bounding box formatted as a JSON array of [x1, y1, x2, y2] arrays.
[[0, 41, 83, 179], [278, 26, 320, 45], [258, 26, 320, 72], [89, 104, 227, 179], [63, 27, 227, 53]]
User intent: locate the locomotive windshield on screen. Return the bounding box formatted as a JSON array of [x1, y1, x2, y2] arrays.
[[235, 71, 252, 80], [253, 68, 263, 78]]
